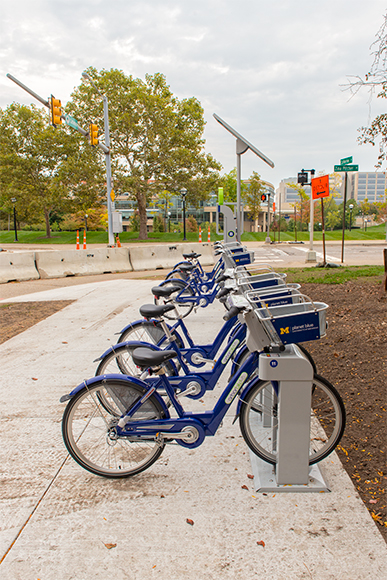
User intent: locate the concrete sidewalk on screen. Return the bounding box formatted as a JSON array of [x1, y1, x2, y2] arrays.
[[0, 280, 386, 579]]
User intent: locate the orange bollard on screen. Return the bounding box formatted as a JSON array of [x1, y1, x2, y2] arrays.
[[76, 230, 80, 250], [83, 229, 87, 249], [199, 227, 202, 243], [208, 227, 211, 242], [116, 234, 121, 247]]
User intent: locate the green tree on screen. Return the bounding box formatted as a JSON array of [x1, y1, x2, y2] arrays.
[[286, 182, 310, 231], [67, 68, 221, 239], [345, 12, 387, 167], [0, 104, 72, 237], [244, 171, 265, 220], [218, 168, 247, 203], [0, 103, 103, 237]]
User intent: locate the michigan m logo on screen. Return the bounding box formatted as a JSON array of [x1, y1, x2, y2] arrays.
[[280, 327, 289, 334]]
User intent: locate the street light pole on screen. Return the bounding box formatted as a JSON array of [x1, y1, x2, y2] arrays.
[[11, 198, 18, 242], [180, 188, 187, 240], [349, 204, 353, 232], [82, 72, 114, 247]]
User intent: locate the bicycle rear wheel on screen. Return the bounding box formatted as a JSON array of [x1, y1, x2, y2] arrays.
[[118, 320, 167, 344], [118, 320, 184, 349], [96, 344, 177, 377], [240, 374, 345, 465], [62, 379, 165, 478], [154, 279, 196, 319]]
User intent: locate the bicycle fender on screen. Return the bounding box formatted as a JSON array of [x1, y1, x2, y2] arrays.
[[235, 375, 263, 418], [229, 343, 249, 377], [94, 340, 168, 362], [117, 318, 150, 335], [59, 374, 170, 417], [117, 318, 175, 337], [235, 377, 279, 419]]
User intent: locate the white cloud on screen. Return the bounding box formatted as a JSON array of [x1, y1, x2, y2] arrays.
[[1, 0, 387, 185]]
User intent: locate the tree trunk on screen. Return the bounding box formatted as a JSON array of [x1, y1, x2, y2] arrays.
[[44, 208, 52, 238], [137, 191, 148, 240]]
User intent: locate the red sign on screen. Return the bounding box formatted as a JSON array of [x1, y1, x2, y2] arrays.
[[311, 175, 330, 200]]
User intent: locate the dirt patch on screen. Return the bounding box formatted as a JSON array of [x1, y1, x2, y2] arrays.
[[0, 283, 386, 541], [302, 281, 386, 541], [0, 301, 73, 344]]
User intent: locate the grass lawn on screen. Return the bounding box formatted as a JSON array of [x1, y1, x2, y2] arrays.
[[0, 223, 386, 245]]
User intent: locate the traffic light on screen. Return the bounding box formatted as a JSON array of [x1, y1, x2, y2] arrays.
[[261, 193, 267, 202], [89, 123, 99, 146], [50, 95, 62, 127]]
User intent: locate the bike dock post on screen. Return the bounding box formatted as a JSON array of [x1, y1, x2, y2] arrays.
[[250, 344, 330, 493]]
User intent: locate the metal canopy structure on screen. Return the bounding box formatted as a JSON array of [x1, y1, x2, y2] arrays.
[[214, 113, 274, 242]]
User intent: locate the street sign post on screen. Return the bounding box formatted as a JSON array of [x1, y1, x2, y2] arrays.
[[334, 157, 359, 264]]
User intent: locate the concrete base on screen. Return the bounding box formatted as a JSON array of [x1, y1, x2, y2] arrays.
[[305, 250, 317, 262], [250, 451, 330, 493]]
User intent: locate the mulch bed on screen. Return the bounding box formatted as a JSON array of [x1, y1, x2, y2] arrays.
[[0, 282, 386, 541], [302, 281, 386, 542]]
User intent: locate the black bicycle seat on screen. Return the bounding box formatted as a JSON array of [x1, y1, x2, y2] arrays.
[[140, 304, 175, 319]]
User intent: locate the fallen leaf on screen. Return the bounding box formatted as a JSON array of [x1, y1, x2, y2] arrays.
[[247, 474, 254, 479], [369, 499, 378, 504], [62, 341, 68, 344], [160, 494, 165, 498], [186, 519, 194, 526], [241, 485, 249, 490], [32, 378, 38, 381], [257, 540, 265, 547], [104, 543, 117, 549]]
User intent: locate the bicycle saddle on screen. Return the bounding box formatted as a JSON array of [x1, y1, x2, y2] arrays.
[[140, 304, 176, 319], [183, 252, 201, 259], [132, 347, 177, 369], [152, 285, 182, 298]]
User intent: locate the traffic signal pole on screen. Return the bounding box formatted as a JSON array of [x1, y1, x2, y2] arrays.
[[7, 73, 114, 246]]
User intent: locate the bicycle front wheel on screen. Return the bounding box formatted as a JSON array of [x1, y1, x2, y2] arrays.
[[62, 379, 165, 478], [240, 374, 345, 465], [154, 280, 196, 319]]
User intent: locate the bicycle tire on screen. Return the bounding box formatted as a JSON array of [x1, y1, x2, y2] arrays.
[[118, 320, 184, 349], [118, 320, 167, 345], [154, 279, 196, 319], [62, 379, 165, 478], [239, 374, 345, 465]]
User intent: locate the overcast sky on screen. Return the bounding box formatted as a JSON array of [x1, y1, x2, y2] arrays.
[[1, 0, 387, 189]]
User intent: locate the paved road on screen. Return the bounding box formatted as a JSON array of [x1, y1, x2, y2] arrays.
[[0, 279, 386, 579], [246, 241, 386, 267]]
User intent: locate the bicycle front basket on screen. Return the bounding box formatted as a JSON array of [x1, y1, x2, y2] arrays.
[[254, 299, 328, 344]]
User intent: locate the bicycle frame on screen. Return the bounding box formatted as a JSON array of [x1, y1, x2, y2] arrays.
[[116, 348, 263, 448], [64, 348, 263, 450]]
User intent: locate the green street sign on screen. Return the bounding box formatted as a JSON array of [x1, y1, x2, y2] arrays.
[[340, 156, 353, 165], [334, 164, 358, 172], [64, 114, 79, 130]]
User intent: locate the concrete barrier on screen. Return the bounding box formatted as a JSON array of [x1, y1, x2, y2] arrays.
[[129, 243, 214, 271], [0, 251, 39, 283], [35, 248, 132, 279]]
